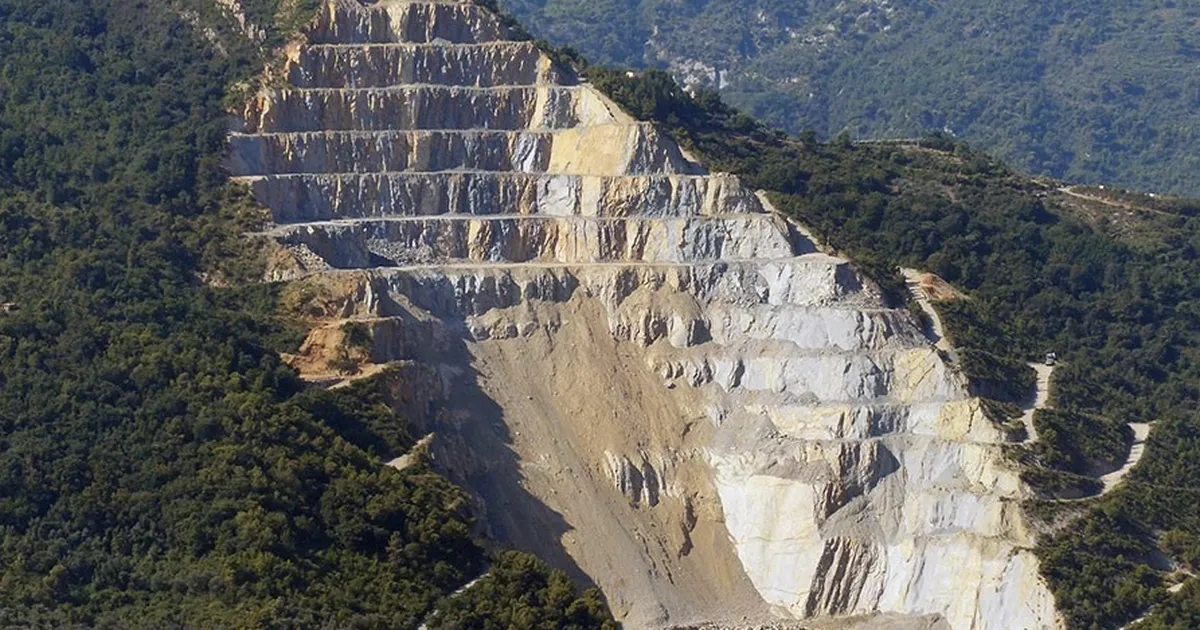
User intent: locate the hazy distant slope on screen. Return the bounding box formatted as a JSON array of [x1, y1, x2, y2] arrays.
[[503, 0, 1200, 195]]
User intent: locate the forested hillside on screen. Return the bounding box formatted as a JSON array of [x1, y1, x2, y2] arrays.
[[578, 66, 1200, 630], [0, 0, 613, 627], [501, 0, 1200, 197]]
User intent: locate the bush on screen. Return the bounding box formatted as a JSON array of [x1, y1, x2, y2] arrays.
[[429, 552, 618, 630]]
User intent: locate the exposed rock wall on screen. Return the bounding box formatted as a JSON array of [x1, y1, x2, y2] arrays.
[[287, 41, 564, 88], [306, 0, 506, 44], [242, 84, 616, 132], [239, 172, 757, 221], [265, 215, 797, 268], [230, 2, 1063, 629]]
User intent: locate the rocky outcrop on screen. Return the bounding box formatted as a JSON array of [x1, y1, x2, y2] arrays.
[[230, 2, 1063, 629]]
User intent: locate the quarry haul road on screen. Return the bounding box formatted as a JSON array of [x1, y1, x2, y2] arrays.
[[1019, 364, 1055, 443], [903, 268, 1053, 443], [1099, 422, 1153, 494], [902, 269, 952, 354], [903, 268, 1153, 497], [1057, 186, 1172, 217]]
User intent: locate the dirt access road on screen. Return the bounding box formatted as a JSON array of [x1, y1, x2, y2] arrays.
[[1019, 364, 1055, 443], [903, 267, 1150, 497], [902, 269, 953, 354]]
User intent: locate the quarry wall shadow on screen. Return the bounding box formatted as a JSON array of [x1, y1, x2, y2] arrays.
[[370, 276, 600, 593]]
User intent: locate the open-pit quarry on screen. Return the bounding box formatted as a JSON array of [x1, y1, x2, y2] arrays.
[[229, 1, 1064, 628]]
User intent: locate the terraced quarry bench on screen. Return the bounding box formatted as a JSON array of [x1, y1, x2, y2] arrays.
[[229, 2, 1064, 628]]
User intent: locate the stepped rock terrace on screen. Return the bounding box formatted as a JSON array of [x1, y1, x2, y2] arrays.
[[230, 2, 1064, 629]]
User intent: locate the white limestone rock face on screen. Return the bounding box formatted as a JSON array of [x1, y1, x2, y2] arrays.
[[287, 41, 563, 88], [237, 172, 761, 222], [266, 215, 796, 267], [243, 85, 612, 132], [308, 0, 505, 45], [228, 130, 557, 174], [230, 2, 1063, 629]]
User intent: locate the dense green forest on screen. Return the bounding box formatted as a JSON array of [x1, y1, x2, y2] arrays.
[[0, 0, 611, 627], [426, 552, 617, 630], [501, 0, 1200, 197], [580, 66, 1200, 630]]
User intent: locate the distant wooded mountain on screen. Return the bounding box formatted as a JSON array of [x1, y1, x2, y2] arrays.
[[503, 0, 1200, 195]]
